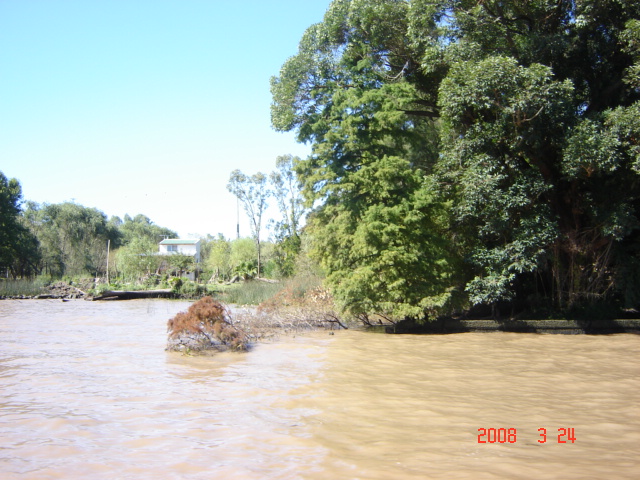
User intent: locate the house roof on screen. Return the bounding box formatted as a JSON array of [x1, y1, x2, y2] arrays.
[[159, 239, 200, 245]]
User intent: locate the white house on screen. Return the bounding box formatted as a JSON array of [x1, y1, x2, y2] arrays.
[[158, 239, 202, 263]]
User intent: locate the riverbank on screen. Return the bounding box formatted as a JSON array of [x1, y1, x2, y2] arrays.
[[0, 280, 90, 300], [3, 281, 640, 335], [386, 317, 640, 334], [0, 281, 173, 301], [0, 278, 283, 304], [3, 296, 640, 335]]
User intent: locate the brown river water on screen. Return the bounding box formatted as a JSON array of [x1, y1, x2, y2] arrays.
[[0, 299, 638, 479]]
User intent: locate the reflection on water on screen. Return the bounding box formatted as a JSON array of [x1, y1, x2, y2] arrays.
[[0, 300, 638, 479]]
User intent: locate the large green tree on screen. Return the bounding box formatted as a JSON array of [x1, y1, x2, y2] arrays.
[[436, 1, 640, 310], [272, 0, 640, 319], [23, 202, 120, 277], [0, 173, 40, 278], [0, 172, 25, 271], [272, 0, 462, 318]]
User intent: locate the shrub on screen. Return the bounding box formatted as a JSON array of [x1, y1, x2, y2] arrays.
[[168, 277, 183, 291], [177, 280, 206, 298], [142, 274, 161, 288]]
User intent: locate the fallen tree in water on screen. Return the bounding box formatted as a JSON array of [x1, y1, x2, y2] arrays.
[[91, 289, 175, 301], [166, 296, 249, 353]]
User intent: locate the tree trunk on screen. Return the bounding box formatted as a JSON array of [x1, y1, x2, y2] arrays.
[[91, 289, 174, 301], [256, 237, 261, 278]]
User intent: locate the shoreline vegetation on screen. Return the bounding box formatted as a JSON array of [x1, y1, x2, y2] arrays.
[[0, 277, 285, 303], [2, 278, 639, 343]]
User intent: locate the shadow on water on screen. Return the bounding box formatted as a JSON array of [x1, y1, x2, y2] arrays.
[[379, 317, 640, 334]]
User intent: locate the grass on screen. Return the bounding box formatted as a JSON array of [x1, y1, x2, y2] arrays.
[[0, 278, 49, 297], [212, 280, 284, 306], [210, 274, 327, 306], [0, 274, 324, 308]]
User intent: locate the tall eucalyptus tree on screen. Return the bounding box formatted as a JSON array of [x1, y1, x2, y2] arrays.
[[227, 170, 271, 277]]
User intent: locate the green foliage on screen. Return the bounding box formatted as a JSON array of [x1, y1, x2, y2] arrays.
[[22, 201, 118, 278], [227, 170, 271, 277], [205, 235, 233, 281], [438, 55, 570, 305], [113, 237, 162, 282], [269, 154, 305, 278], [214, 281, 283, 306], [270, 154, 305, 238], [271, 233, 301, 278], [233, 260, 258, 280], [116, 214, 177, 248], [229, 237, 256, 269], [294, 233, 326, 279], [271, 0, 458, 320], [164, 253, 195, 276], [170, 278, 206, 298], [0, 173, 40, 278], [622, 18, 640, 88], [16, 198, 177, 282], [0, 277, 49, 297], [272, 0, 640, 318], [309, 162, 463, 320], [205, 236, 277, 282]]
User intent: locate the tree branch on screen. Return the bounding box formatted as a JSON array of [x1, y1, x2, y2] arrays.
[[325, 312, 349, 330], [400, 109, 440, 118]]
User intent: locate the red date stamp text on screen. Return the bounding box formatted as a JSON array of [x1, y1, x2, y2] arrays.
[[477, 427, 576, 444]]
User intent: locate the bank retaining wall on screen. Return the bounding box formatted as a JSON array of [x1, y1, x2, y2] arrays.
[[387, 318, 640, 334]]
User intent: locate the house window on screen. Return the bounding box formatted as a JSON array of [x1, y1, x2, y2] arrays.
[[168, 245, 178, 252]]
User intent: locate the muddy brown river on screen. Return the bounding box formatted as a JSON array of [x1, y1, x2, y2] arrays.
[[0, 299, 638, 479]]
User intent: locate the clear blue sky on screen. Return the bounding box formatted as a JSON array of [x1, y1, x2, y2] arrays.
[[1, 0, 330, 239]]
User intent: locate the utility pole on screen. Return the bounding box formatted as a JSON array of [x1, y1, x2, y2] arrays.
[[106, 239, 110, 284], [236, 196, 240, 239]]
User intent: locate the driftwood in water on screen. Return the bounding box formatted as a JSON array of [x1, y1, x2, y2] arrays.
[[166, 296, 249, 353], [91, 289, 175, 301], [254, 277, 280, 284]]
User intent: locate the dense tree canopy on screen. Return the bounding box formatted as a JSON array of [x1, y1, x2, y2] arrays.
[[22, 202, 121, 277], [0, 172, 40, 278], [0, 173, 24, 262], [115, 214, 177, 248], [272, 0, 640, 320], [15, 202, 178, 280]]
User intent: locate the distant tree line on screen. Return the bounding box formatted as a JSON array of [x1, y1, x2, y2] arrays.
[[0, 162, 307, 284], [270, 0, 640, 319], [0, 180, 178, 280], [226, 153, 307, 279]]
